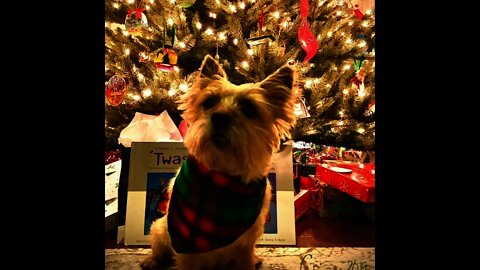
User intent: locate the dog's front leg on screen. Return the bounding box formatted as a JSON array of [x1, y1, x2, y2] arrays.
[[140, 217, 175, 270]]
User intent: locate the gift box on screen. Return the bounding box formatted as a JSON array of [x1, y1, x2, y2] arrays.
[[105, 150, 122, 232], [294, 189, 310, 220]]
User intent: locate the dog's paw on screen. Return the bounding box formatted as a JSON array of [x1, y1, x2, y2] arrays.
[[140, 256, 163, 270]]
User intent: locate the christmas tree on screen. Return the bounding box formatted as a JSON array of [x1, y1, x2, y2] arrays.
[[105, 0, 375, 151]]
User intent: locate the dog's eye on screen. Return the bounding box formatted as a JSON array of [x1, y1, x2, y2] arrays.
[[201, 95, 220, 110], [238, 98, 258, 118]]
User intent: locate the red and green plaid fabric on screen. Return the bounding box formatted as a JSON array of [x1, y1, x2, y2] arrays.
[[167, 156, 267, 254]]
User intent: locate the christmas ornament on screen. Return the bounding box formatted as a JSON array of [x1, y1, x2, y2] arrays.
[[176, 0, 196, 8], [350, 55, 366, 94], [155, 24, 178, 72], [105, 75, 127, 106], [154, 45, 178, 72], [125, 8, 148, 36], [364, 99, 375, 116], [298, 0, 319, 62], [246, 35, 276, 47], [348, 0, 375, 20], [294, 98, 311, 118]]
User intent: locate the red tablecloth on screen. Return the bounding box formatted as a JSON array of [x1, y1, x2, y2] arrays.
[[315, 161, 375, 203]]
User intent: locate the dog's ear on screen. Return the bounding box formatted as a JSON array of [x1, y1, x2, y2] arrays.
[[199, 54, 226, 79], [260, 65, 296, 110]]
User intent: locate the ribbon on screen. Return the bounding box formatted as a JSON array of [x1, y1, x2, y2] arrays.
[[353, 54, 365, 71], [128, 8, 146, 19]]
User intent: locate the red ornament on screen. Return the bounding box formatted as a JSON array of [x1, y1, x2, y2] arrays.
[[353, 5, 364, 20], [105, 75, 126, 106], [298, 0, 319, 62]]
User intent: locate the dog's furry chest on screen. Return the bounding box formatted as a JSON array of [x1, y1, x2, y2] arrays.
[[167, 157, 267, 254]]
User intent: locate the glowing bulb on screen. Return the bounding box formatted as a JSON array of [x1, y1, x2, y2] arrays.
[[358, 41, 367, 47], [341, 32, 345, 36], [242, 61, 249, 68], [346, 38, 352, 44], [338, 121, 344, 126], [169, 0, 175, 3], [247, 49, 253, 55], [132, 95, 140, 101], [229, 4, 237, 13], [205, 28, 214, 35], [179, 83, 189, 92], [196, 22, 202, 29], [326, 84, 331, 88], [327, 31, 332, 37], [357, 128, 365, 134], [348, 21, 354, 26], [336, 11, 342, 16], [113, 3, 120, 9], [105, 21, 108, 28], [122, 30, 129, 36], [362, 21, 369, 27], [168, 88, 176, 96], [218, 32, 226, 40], [310, 63, 315, 68], [343, 65, 350, 70], [343, 89, 349, 94], [167, 18, 174, 26], [216, 0, 220, 4], [142, 88, 152, 97], [124, 48, 130, 55], [358, 89, 365, 97], [150, 0, 155, 3], [339, 111, 344, 116], [179, 42, 186, 48], [273, 11, 280, 19], [233, 38, 238, 45], [209, 12, 217, 19], [250, 0, 255, 3], [137, 73, 144, 80], [239, 1, 245, 9], [174, 66, 180, 72], [305, 79, 312, 88], [366, 9, 372, 15], [105, 65, 108, 71], [282, 20, 288, 28], [128, 0, 134, 3]]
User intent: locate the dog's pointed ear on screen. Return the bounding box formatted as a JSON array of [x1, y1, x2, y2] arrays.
[[199, 54, 226, 79], [260, 65, 295, 108]]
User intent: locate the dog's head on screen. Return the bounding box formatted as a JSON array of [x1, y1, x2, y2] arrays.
[[179, 55, 297, 181]]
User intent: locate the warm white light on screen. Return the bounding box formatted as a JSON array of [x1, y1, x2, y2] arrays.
[[346, 38, 352, 44], [247, 49, 253, 55], [105, 65, 108, 71], [179, 42, 186, 48], [169, 0, 175, 3], [196, 22, 202, 29], [122, 30, 129, 36], [341, 32, 345, 36], [358, 89, 365, 98], [132, 95, 141, 101], [366, 9, 372, 15], [105, 21, 108, 28], [179, 83, 189, 92], [218, 32, 226, 40], [338, 121, 344, 126], [343, 89, 349, 94], [336, 11, 342, 16], [250, 0, 255, 3], [239, 1, 245, 9], [205, 28, 214, 35], [339, 111, 344, 116], [216, 0, 221, 4], [304, 80, 313, 88], [146, 5, 150, 10], [310, 63, 315, 68], [327, 31, 332, 37], [343, 65, 351, 70], [282, 20, 288, 28], [128, 0, 134, 3], [358, 41, 367, 47], [174, 66, 180, 72], [209, 12, 217, 19], [357, 128, 365, 134], [168, 88, 176, 96], [124, 48, 130, 55], [137, 73, 144, 80], [233, 38, 238, 45], [362, 21, 369, 27], [142, 88, 152, 97], [113, 3, 120, 8], [242, 61, 249, 68], [150, 0, 155, 3], [229, 4, 237, 13], [273, 11, 280, 19], [348, 21, 354, 26], [314, 78, 320, 84], [167, 18, 174, 26], [326, 83, 331, 88]]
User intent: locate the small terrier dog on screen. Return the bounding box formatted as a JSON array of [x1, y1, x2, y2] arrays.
[[141, 54, 297, 270]]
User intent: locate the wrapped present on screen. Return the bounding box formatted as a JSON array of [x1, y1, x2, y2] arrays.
[[294, 189, 310, 220], [315, 162, 375, 204]]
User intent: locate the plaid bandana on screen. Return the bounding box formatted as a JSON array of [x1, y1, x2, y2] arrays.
[[167, 156, 267, 254]]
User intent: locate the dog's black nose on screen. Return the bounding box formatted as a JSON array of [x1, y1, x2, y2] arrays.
[[211, 112, 231, 129]]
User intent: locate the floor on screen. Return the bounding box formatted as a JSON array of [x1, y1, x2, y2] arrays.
[[105, 212, 375, 248]]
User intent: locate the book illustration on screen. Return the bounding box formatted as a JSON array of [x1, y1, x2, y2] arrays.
[[144, 172, 175, 235]]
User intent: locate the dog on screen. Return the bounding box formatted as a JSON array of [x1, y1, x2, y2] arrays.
[[141, 54, 298, 270]]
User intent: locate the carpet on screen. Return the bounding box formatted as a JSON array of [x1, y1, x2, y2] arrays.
[[106, 247, 375, 269]]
